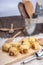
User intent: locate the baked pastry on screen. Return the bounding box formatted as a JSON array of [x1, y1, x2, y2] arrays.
[[21, 37, 29, 43], [9, 47, 19, 56], [31, 42, 40, 50], [19, 44, 29, 54], [12, 42, 21, 49], [2, 43, 11, 52], [29, 36, 35, 43], [22, 42, 31, 48]]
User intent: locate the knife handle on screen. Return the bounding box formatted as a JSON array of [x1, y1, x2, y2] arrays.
[[21, 56, 36, 65]]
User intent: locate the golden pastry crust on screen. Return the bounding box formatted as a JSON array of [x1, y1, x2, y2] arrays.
[[28, 36, 36, 43], [31, 42, 40, 50], [2, 43, 11, 52], [12, 42, 21, 49], [22, 42, 31, 48], [21, 37, 29, 43], [9, 47, 19, 56], [19, 44, 29, 54]]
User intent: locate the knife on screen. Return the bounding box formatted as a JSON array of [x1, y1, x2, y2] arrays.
[[21, 49, 43, 65]]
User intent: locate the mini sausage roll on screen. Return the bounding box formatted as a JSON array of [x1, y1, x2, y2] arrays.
[[2, 43, 11, 52], [22, 42, 31, 48], [12, 42, 21, 49], [21, 37, 29, 43], [29, 36, 36, 43], [31, 42, 40, 50], [9, 47, 19, 56], [19, 44, 29, 54]]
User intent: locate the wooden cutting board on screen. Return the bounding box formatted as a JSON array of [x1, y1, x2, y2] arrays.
[[0, 46, 42, 65], [0, 38, 43, 65]]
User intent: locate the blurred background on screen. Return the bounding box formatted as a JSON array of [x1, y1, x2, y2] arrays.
[[0, 0, 43, 17], [0, 0, 43, 38]]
